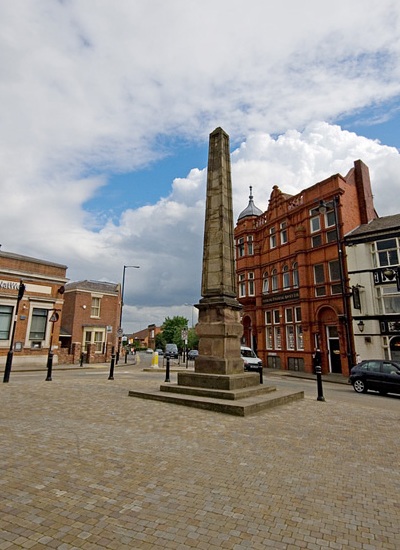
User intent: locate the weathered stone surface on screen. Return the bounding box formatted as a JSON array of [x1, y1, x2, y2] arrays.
[[177, 371, 260, 390]]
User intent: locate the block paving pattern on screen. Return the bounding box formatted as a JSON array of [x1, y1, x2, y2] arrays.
[[1, 368, 399, 549]]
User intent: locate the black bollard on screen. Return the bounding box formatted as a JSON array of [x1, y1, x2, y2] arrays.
[[258, 365, 263, 384], [108, 347, 116, 380], [45, 350, 53, 381], [3, 351, 14, 383], [165, 355, 170, 382], [124, 351, 128, 364], [315, 365, 325, 401]]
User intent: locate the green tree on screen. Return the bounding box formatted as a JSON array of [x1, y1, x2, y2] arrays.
[[161, 316, 189, 350], [155, 316, 198, 352]]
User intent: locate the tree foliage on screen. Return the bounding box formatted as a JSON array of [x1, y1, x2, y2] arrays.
[[155, 316, 198, 351]]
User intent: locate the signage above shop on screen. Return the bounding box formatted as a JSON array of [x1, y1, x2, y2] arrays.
[[262, 290, 300, 305], [0, 280, 20, 290]]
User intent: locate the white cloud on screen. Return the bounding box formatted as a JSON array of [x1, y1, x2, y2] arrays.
[[1, 1, 400, 331]]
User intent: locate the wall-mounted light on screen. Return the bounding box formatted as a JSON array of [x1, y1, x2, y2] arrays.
[[82, 305, 87, 309], [357, 320, 365, 333], [382, 267, 400, 291], [383, 268, 396, 280]]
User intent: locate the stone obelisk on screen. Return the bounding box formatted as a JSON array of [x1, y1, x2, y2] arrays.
[[128, 127, 304, 414], [194, 127, 244, 375]]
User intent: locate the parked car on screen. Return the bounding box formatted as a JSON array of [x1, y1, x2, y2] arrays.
[[164, 343, 179, 358], [155, 348, 164, 356], [188, 350, 199, 361], [349, 359, 400, 395], [241, 346, 263, 371], [145, 348, 153, 354]]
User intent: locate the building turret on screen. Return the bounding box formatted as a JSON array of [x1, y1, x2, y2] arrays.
[[238, 186, 263, 220]]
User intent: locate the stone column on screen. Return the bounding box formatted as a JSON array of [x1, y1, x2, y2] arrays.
[[194, 127, 243, 375]]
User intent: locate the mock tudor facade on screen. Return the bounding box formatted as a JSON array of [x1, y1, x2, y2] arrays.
[[0, 250, 67, 367], [345, 214, 400, 362], [234, 160, 378, 376]]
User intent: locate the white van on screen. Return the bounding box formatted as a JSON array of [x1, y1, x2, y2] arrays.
[[241, 346, 263, 371]]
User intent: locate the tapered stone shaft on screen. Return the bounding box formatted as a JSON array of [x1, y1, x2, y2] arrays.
[[201, 127, 237, 300], [194, 127, 243, 375]]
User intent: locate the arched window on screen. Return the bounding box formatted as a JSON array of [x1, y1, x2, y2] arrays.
[[262, 272, 269, 294], [292, 262, 299, 288], [282, 265, 290, 289], [271, 269, 278, 292]]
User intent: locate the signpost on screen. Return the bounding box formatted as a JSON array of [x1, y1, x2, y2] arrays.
[[45, 310, 60, 381]]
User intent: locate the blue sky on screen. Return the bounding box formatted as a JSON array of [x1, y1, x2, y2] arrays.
[[1, 0, 400, 332], [86, 141, 209, 220]]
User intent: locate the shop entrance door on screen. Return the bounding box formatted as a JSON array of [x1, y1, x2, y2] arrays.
[[327, 326, 342, 374]]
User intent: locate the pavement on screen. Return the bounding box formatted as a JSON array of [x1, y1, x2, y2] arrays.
[[1, 358, 399, 549]]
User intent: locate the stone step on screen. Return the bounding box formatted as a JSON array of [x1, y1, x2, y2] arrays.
[[160, 382, 276, 400], [128, 387, 304, 416]]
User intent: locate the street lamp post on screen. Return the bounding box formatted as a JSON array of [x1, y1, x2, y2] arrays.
[[319, 196, 355, 376], [116, 265, 140, 364], [3, 280, 25, 383]]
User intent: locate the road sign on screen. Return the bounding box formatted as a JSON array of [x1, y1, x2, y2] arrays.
[[117, 328, 124, 337], [49, 311, 59, 323]]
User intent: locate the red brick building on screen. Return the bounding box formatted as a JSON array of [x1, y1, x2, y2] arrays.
[[128, 324, 162, 350], [0, 250, 67, 367], [234, 160, 377, 376], [60, 280, 121, 364]]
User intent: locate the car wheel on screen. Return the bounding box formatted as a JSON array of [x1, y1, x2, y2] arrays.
[[353, 379, 367, 393], [379, 390, 387, 396]]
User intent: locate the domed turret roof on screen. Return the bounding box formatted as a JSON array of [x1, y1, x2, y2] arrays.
[[238, 186, 263, 220]]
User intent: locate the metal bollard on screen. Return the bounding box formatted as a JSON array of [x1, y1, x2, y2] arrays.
[[165, 355, 170, 382], [108, 347, 116, 380], [315, 365, 325, 401], [45, 350, 53, 381], [258, 365, 263, 384]]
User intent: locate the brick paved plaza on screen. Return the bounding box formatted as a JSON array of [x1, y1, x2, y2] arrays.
[[1, 366, 399, 549]]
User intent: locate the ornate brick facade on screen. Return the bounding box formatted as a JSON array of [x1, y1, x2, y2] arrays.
[[234, 160, 377, 376], [0, 251, 67, 367]]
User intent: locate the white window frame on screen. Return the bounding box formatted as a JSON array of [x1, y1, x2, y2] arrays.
[[247, 235, 254, 255], [91, 296, 101, 318], [292, 262, 299, 288], [248, 272, 255, 296], [0, 303, 13, 344], [271, 269, 278, 292], [262, 272, 269, 294], [282, 265, 290, 289], [270, 227, 276, 249], [237, 238, 245, 258], [286, 325, 295, 350], [280, 221, 288, 245], [83, 327, 106, 353], [238, 274, 246, 298]]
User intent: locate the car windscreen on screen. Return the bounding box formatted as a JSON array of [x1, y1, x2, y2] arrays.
[[241, 349, 256, 358]]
